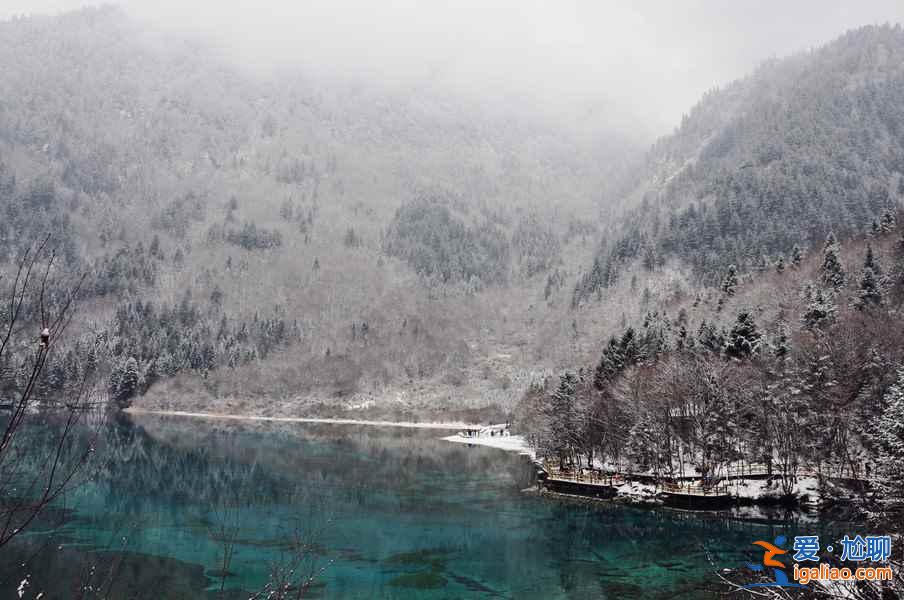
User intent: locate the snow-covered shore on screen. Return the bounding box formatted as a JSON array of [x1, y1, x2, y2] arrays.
[[441, 432, 535, 458], [125, 408, 480, 430]]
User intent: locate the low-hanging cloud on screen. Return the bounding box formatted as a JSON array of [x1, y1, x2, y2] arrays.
[[4, 0, 904, 140]]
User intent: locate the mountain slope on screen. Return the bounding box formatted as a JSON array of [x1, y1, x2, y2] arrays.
[[0, 7, 640, 418], [575, 24, 904, 305]]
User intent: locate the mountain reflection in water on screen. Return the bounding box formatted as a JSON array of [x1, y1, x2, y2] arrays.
[[1, 414, 824, 599]]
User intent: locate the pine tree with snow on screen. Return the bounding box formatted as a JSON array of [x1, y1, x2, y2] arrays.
[[724, 311, 761, 359], [854, 244, 885, 310], [85, 343, 97, 377], [880, 208, 897, 233], [620, 327, 644, 366], [544, 372, 579, 469], [855, 267, 883, 310], [870, 219, 881, 237], [863, 242, 883, 277], [801, 284, 836, 329], [877, 369, 904, 494], [115, 356, 140, 408], [697, 320, 723, 353], [820, 232, 845, 290], [772, 321, 791, 361], [593, 337, 623, 390], [720, 264, 738, 297]]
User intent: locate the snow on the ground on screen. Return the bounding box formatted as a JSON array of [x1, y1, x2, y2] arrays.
[[615, 480, 659, 499], [441, 432, 535, 458], [725, 475, 821, 503], [126, 408, 480, 430]]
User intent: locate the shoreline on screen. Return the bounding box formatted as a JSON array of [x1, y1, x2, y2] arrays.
[[124, 408, 481, 430], [441, 432, 535, 457], [126, 408, 835, 520]]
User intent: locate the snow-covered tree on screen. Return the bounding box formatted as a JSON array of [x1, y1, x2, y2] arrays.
[[864, 242, 883, 277], [820, 232, 846, 290], [724, 311, 761, 359], [855, 267, 883, 310], [720, 264, 739, 297], [801, 284, 836, 329], [697, 320, 723, 353], [877, 369, 904, 495], [854, 244, 885, 310], [113, 356, 140, 408], [772, 321, 791, 360], [880, 208, 897, 233], [542, 372, 579, 469]]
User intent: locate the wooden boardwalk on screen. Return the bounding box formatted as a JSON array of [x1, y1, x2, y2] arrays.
[[542, 462, 881, 485], [538, 459, 885, 511]]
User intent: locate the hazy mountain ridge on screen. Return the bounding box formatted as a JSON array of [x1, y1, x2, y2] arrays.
[[0, 6, 639, 417], [10, 9, 904, 422], [574, 24, 904, 307]]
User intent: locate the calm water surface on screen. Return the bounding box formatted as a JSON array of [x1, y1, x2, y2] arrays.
[[1, 414, 823, 599]]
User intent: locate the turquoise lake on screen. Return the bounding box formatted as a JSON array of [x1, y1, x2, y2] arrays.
[[1, 414, 826, 599]]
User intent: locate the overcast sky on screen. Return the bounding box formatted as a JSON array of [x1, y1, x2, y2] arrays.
[[4, 1, 904, 139]]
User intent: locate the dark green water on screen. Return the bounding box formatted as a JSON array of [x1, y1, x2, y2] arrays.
[[1, 415, 822, 599]]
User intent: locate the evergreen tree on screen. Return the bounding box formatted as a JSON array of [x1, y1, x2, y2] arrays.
[[772, 322, 791, 360], [877, 369, 904, 495], [697, 320, 723, 353], [855, 267, 883, 309], [620, 327, 644, 366], [676, 325, 688, 350], [854, 244, 885, 310], [801, 285, 836, 329], [85, 343, 98, 378], [593, 337, 624, 389], [775, 254, 786, 274], [820, 232, 845, 290], [142, 359, 159, 393], [880, 208, 897, 233], [870, 219, 881, 237], [114, 357, 139, 408], [149, 234, 162, 259], [544, 372, 579, 469], [863, 242, 883, 277], [720, 264, 739, 297], [724, 311, 761, 359]]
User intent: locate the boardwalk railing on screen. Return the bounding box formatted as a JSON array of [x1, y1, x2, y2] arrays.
[[541, 461, 883, 490], [660, 481, 731, 497], [543, 466, 624, 487]]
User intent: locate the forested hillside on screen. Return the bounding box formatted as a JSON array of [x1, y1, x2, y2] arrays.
[[574, 24, 904, 305], [524, 218, 904, 527], [0, 7, 639, 418], [9, 8, 904, 437], [521, 25, 904, 544]]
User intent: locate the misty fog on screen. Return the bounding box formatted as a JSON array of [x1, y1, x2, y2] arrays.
[[4, 0, 904, 141]]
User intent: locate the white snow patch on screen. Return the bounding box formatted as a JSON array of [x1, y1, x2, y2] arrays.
[[723, 476, 821, 503], [616, 481, 658, 499], [441, 433, 535, 458]]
